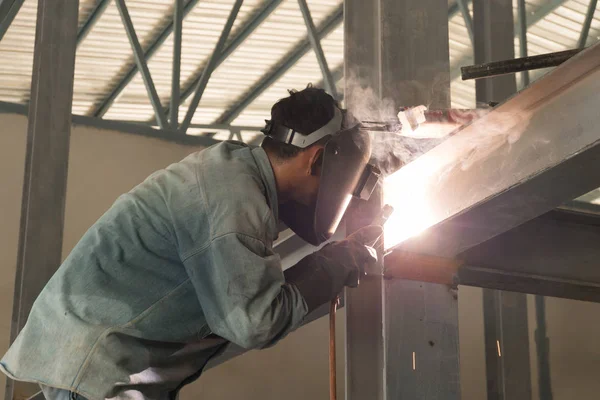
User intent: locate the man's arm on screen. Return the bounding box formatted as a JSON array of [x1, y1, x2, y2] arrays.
[[183, 232, 307, 350]]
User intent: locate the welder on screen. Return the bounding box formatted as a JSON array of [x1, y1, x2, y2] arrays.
[[1, 85, 382, 400]]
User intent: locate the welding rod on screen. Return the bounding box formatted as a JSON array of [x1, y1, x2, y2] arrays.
[[461, 49, 582, 81]]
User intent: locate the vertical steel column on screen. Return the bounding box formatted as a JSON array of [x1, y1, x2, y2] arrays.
[[535, 296, 553, 400], [345, 1, 458, 399], [578, 0, 598, 49], [5, 1, 79, 400], [473, 1, 532, 399], [344, 2, 384, 398]]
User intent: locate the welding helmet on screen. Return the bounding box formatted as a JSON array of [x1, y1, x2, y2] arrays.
[[262, 108, 380, 245]]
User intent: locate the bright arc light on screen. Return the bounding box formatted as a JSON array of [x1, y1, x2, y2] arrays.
[[383, 160, 438, 250]]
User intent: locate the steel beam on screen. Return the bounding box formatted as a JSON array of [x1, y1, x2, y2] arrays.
[[534, 296, 553, 400], [345, 1, 458, 400], [5, 1, 79, 399], [180, 0, 243, 133], [578, 0, 598, 49], [170, 0, 183, 129], [216, 4, 343, 125], [0, 0, 24, 42], [384, 40, 600, 396], [517, 0, 530, 87], [151, 0, 284, 124], [451, 0, 567, 81], [76, 0, 110, 48], [297, 0, 338, 99], [115, 0, 168, 129], [92, 0, 201, 118], [0, 101, 220, 147], [456, 0, 474, 46], [476, 1, 527, 397]]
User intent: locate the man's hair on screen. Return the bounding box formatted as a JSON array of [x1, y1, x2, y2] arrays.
[[261, 84, 339, 160]]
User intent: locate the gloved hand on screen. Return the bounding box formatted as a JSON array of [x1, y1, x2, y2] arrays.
[[284, 225, 383, 313]]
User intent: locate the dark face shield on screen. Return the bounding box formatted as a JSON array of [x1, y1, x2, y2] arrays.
[[279, 125, 378, 245]]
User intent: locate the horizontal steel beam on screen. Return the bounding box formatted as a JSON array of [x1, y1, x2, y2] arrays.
[[387, 42, 600, 260], [0, 101, 218, 147]]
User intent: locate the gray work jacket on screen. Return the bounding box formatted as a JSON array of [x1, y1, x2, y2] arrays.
[[1, 142, 308, 400]]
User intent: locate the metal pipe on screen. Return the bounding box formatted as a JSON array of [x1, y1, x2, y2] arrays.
[[461, 49, 582, 81], [297, 0, 338, 98], [170, 0, 183, 129], [180, 0, 243, 133], [115, 0, 168, 129], [578, 0, 598, 49], [517, 0, 530, 87]]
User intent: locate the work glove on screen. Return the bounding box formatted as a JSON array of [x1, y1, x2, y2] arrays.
[[284, 225, 383, 313]]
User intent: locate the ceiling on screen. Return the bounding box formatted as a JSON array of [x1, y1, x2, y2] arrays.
[[0, 0, 598, 142]]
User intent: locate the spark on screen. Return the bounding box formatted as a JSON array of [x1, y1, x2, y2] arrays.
[[412, 351, 416, 370], [497, 340, 502, 357]]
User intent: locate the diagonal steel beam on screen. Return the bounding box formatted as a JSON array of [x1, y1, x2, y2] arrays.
[[578, 0, 598, 48], [297, 0, 337, 99], [453, 0, 567, 80], [517, 0, 530, 87], [170, 0, 183, 129], [92, 0, 201, 118], [180, 0, 243, 133], [0, 0, 25, 42], [456, 0, 474, 46], [158, 0, 285, 122], [115, 0, 168, 129], [76, 0, 110, 48], [216, 4, 343, 125]]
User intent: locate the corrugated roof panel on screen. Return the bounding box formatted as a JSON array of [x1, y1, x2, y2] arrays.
[[73, 0, 172, 116], [105, 0, 263, 122], [189, 0, 341, 125], [231, 22, 342, 126]]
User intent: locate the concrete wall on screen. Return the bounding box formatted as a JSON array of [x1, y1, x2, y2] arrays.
[[0, 112, 598, 400]]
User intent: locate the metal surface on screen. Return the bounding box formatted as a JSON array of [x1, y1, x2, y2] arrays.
[[180, 0, 243, 133], [450, 0, 567, 81], [473, 3, 530, 398], [461, 49, 581, 81], [0, 0, 24, 41], [516, 0, 530, 87], [76, 0, 110, 48], [578, 0, 598, 49], [297, 0, 337, 99], [456, 0, 474, 46], [535, 296, 553, 400], [92, 0, 201, 118], [5, 1, 79, 399], [170, 0, 183, 129], [345, 0, 458, 399], [115, 0, 168, 129], [216, 4, 343, 125]]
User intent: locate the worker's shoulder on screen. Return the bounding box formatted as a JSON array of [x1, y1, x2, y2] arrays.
[[192, 142, 273, 240]]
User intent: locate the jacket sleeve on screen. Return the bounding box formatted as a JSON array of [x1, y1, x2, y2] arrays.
[[183, 232, 308, 349]]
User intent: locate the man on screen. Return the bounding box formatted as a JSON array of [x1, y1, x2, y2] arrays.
[[1, 86, 382, 400]]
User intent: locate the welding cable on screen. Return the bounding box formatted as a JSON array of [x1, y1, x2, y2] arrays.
[[329, 296, 339, 400]]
